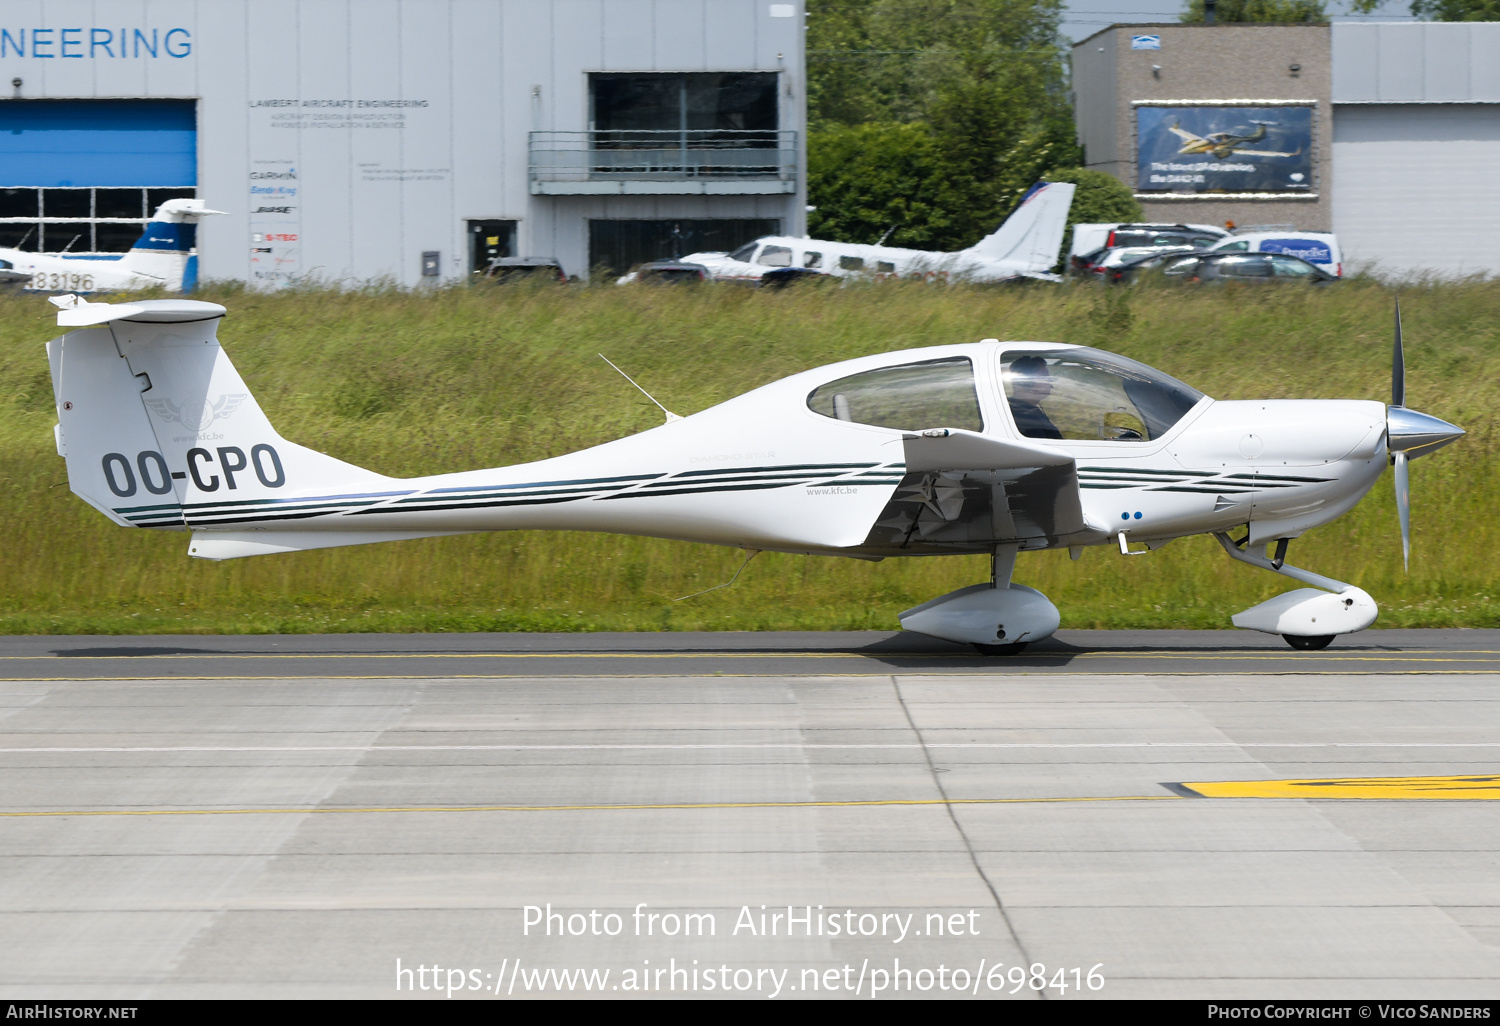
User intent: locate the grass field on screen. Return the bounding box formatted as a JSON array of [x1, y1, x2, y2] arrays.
[[0, 276, 1494, 635]]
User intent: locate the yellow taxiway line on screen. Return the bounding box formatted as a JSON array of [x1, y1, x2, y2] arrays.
[[5, 774, 1498, 817], [1177, 773, 1500, 800]]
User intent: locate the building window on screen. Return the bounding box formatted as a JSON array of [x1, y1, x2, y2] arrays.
[[591, 73, 778, 144], [0, 187, 195, 253]]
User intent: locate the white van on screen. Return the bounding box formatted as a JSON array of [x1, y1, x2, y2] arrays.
[[1208, 232, 1343, 278]]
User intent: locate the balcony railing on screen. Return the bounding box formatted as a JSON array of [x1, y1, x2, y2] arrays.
[[529, 130, 797, 195]]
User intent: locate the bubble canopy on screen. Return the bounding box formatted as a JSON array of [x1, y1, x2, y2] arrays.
[[1002, 347, 1205, 442]]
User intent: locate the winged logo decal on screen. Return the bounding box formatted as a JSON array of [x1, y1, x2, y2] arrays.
[[144, 394, 249, 430]]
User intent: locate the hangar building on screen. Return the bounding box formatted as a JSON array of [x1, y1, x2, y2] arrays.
[[0, 0, 806, 285], [1072, 22, 1500, 276]]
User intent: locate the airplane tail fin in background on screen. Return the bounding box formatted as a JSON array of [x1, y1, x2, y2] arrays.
[[961, 181, 1076, 272], [111, 199, 226, 291], [45, 295, 433, 559]]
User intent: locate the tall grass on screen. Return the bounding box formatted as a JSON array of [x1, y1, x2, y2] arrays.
[[1, 276, 1494, 634]]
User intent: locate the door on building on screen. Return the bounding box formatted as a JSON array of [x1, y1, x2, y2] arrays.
[[467, 220, 517, 274], [1332, 104, 1500, 276], [588, 218, 780, 278], [0, 100, 196, 253]]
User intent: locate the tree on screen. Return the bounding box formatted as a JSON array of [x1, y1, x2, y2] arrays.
[[1179, 0, 1327, 21], [1349, 0, 1500, 18], [806, 0, 1080, 248], [807, 122, 970, 249]]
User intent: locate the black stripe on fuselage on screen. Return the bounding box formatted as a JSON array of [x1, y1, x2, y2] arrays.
[[674, 463, 879, 478]]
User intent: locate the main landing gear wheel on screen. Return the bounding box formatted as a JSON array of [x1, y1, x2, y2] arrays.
[[973, 642, 1029, 657], [1283, 634, 1335, 651]]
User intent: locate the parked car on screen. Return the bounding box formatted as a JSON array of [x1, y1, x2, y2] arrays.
[[1075, 244, 1197, 279], [1138, 251, 1339, 284], [483, 256, 566, 282], [1069, 222, 1228, 273], [631, 260, 711, 284], [1207, 231, 1343, 278]]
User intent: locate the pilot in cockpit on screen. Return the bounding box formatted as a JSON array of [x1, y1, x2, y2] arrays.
[[1006, 355, 1063, 440]]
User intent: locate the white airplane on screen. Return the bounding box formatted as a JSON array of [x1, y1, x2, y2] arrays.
[[0, 199, 225, 294], [622, 181, 1077, 286], [43, 294, 1461, 653]]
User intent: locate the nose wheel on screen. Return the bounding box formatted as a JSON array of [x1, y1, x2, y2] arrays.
[[1283, 634, 1334, 651], [973, 642, 1029, 657]]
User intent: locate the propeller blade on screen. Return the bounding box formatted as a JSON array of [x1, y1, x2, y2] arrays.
[[1392, 297, 1406, 408], [1394, 449, 1410, 573]]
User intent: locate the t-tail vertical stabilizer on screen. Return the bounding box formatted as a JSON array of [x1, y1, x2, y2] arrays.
[[111, 199, 227, 291], [45, 295, 460, 558], [960, 181, 1076, 274]]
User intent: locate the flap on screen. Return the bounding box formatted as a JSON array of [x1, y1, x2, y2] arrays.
[[890, 429, 1090, 543]]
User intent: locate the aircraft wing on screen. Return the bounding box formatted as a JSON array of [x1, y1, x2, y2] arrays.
[[1167, 123, 1202, 143], [861, 429, 1094, 550]]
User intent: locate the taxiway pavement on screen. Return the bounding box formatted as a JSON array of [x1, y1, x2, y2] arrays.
[[1, 630, 1497, 999]]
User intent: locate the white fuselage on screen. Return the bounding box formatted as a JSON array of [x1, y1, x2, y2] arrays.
[[105, 340, 1387, 561], [674, 237, 1057, 285], [0, 251, 165, 293]]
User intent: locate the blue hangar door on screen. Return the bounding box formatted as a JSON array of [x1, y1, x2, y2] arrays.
[[0, 100, 196, 256]]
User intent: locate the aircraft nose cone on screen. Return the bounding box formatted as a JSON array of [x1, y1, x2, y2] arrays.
[[1388, 406, 1465, 459]]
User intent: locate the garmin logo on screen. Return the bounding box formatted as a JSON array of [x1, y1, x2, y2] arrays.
[[250, 171, 298, 180]]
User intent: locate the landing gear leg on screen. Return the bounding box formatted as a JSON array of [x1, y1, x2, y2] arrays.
[[972, 545, 1027, 655], [1213, 532, 1377, 649]]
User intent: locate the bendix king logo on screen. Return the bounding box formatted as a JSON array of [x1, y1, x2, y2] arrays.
[[145, 394, 248, 430]]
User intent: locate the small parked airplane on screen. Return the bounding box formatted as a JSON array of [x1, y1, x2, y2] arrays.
[[0, 199, 225, 294], [43, 294, 1460, 652], [622, 181, 1076, 286]]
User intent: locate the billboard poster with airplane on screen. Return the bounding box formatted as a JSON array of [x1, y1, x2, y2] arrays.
[[1136, 106, 1313, 194]]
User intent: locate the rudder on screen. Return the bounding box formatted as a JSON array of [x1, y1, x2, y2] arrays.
[[48, 295, 397, 537]]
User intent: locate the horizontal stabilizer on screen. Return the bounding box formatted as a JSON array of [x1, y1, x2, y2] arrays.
[[51, 294, 227, 327], [188, 530, 474, 560]]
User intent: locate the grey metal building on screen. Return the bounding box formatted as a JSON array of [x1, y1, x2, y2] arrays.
[[1072, 21, 1500, 276], [1331, 23, 1500, 277], [0, 0, 807, 285]]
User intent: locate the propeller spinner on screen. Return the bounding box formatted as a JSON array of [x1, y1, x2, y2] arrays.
[[1385, 299, 1465, 571]]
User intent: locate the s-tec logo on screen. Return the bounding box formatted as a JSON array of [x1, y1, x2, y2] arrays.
[[144, 393, 247, 430], [100, 446, 285, 496]]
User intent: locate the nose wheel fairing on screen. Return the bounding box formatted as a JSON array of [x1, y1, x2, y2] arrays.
[[1215, 532, 1378, 647]]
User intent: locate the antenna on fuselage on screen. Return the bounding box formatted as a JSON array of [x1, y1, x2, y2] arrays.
[[598, 353, 682, 424]]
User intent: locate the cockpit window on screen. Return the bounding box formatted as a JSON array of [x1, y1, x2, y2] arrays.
[[807, 357, 983, 432], [728, 242, 758, 263], [1001, 348, 1204, 442]]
